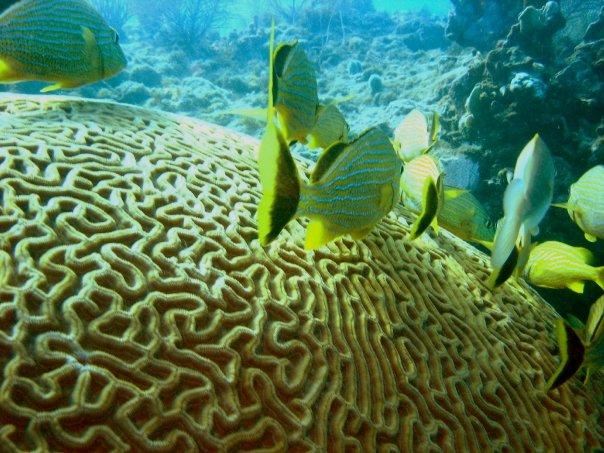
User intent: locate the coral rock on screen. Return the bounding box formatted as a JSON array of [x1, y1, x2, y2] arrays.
[[0, 95, 602, 451]]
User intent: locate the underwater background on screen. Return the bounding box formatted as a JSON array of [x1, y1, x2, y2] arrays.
[[0, 0, 604, 451], [7, 0, 597, 319]]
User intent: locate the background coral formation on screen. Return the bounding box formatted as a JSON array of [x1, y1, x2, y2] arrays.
[[0, 95, 602, 451]]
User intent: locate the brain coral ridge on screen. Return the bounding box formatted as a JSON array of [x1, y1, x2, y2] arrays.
[[0, 94, 602, 452]]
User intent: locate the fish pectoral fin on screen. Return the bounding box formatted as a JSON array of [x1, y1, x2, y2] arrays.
[[349, 226, 373, 240], [566, 280, 585, 294], [379, 183, 394, 212], [40, 83, 65, 93], [551, 202, 568, 209], [81, 26, 102, 76], [0, 58, 19, 82], [305, 219, 340, 250], [585, 232, 597, 243]]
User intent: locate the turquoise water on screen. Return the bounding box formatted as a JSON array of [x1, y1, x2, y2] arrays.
[[0, 0, 602, 450]]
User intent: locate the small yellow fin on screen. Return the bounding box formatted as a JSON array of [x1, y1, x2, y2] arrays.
[[566, 280, 585, 294], [551, 202, 568, 209], [0, 58, 18, 82], [585, 232, 597, 243], [81, 26, 101, 76], [217, 107, 267, 122], [40, 82, 64, 93], [305, 219, 340, 250], [349, 226, 373, 240], [379, 183, 394, 212]]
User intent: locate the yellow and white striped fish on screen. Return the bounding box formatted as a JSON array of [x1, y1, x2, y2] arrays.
[[488, 134, 554, 288], [271, 39, 318, 144], [257, 126, 402, 250], [524, 241, 604, 293], [0, 0, 126, 92], [307, 103, 349, 149], [438, 187, 495, 247], [554, 165, 604, 243], [400, 154, 444, 239], [393, 109, 439, 162]]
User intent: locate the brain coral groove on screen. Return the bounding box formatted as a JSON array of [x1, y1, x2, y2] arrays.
[[0, 94, 601, 452]]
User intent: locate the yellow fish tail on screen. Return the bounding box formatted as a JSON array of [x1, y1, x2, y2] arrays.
[[257, 117, 301, 246], [545, 319, 585, 392]]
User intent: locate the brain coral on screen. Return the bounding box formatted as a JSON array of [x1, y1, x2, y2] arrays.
[[0, 94, 602, 452]]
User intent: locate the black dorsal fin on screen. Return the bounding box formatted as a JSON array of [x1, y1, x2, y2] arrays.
[[310, 141, 348, 183], [271, 42, 295, 104]]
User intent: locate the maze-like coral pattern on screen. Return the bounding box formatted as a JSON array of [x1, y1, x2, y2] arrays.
[[0, 94, 602, 452]]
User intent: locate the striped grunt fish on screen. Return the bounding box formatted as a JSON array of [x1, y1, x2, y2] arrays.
[[307, 103, 349, 149], [257, 125, 402, 250], [0, 0, 126, 92], [524, 241, 604, 293], [438, 187, 495, 247], [393, 109, 439, 162], [271, 38, 318, 144], [400, 154, 444, 239], [553, 165, 604, 243]]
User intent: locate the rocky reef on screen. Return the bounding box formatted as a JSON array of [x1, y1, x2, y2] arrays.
[[0, 94, 602, 450]]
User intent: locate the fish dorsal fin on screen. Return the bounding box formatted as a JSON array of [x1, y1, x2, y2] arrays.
[[545, 318, 585, 392], [271, 41, 295, 104], [81, 26, 102, 76], [267, 19, 276, 116], [586, 296, 604, 345], [409, 176, 439, 240], [429, 111, 440, 144], [310, 141, 348, 183], [571, 246, 594, 265]]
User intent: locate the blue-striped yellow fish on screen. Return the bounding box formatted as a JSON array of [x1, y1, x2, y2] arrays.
[[307, 103, 349, 149], [0, 0, 126, 92], [438, 187, 495, 247], [393, 109, 440, 162], [271, 38, 318, 144], [257, 126, 402, 250], [554, 165, 604, 243], [400, 154, 444, 239], [524, 241, 604, 293], [546, 296, 604, 391], [488, 134, 554, 288]]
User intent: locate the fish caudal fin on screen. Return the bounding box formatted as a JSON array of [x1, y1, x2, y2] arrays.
[[256, 118, 300, 246], [409, 176, 439, 240], [545, 318, 585, 392]]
